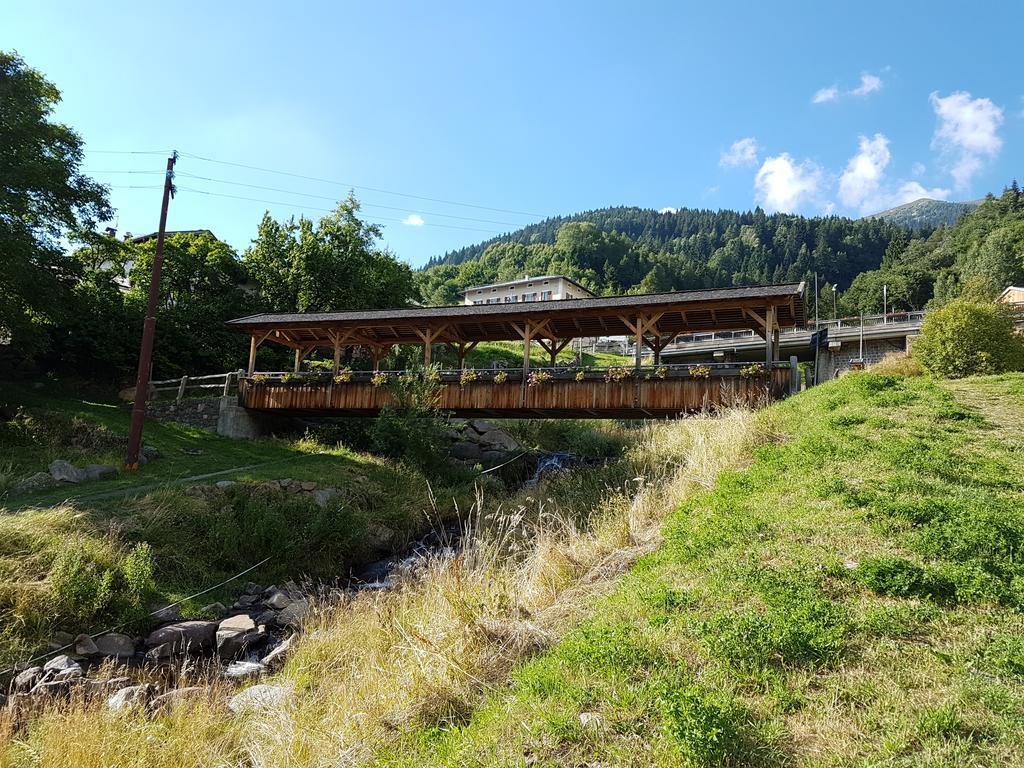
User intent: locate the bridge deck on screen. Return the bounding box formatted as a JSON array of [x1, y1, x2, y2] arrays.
[[238, 363, 794, 418]]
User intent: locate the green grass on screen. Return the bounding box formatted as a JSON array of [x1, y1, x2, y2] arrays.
[[371, 373, 1024, 766], [0, 381, 473, 667]]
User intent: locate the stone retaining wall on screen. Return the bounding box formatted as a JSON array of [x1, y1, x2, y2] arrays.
[[145, 397, 221, 431]]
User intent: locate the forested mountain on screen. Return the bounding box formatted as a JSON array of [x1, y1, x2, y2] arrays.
[[844, 183, 1024, 314], [865, 198, 981, 229], [418, 185, 1024, 316], [418, 206, 912, 307]]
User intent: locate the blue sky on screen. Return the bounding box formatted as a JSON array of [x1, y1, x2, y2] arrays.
[[4, 1, 1022, 266]]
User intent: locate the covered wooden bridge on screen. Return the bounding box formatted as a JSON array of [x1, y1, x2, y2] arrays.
[[226, 282, 806, 418]]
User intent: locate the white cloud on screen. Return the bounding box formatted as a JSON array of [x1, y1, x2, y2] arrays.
[[812, 85, 839, 104], [754, 154, 823, 213], [930, 91, 1004, 190], [910, 161, 926, 177], [889, 181, 951, 206], [719, 137, 760, 168], [402, 214, 425, 226], [658, 207, 678, 214], [839, 134, 891, 210], [851, 73, 883, 97], [838, 133, 950, 214]]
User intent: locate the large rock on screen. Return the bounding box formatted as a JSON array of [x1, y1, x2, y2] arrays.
[[450, 442, 483, 461], [150, 603, 183, 623], [73, 634, 99, 657], [48, 460, 85, 484], [13, 667, 42, 693], [260, 634, 294, 670], [145, 621, 217, 655], [477, 429, 520, 452], [265, 591, 291, 610], [228, 683, 290, 714], [83, 464, 118, 481], [201, 602, 228, 618], [11, 472, 57, 495], [366, 523, 395, 552], [94, 633, 136, 659], [46, 630, 74, 652], [107, 684, 152, 712], [217, 615, 263, 660], [222, 660, 264, 681], [276, 599, 310, 628], [43, 655, 82, 674]]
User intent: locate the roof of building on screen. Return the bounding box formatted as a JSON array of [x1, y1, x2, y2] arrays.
[[997, 285, 1024, 301], [459, 274, 595, 297], [129, 229, 217, 244], [226, 282, 805, 349]]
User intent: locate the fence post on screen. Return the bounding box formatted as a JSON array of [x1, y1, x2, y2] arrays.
[[789, 356, 799, 394], [176, 375, 188, 402], [221, 371, 233, 397]]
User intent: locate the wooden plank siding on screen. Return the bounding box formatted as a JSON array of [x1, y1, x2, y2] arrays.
[[238, 365, 791, 419]]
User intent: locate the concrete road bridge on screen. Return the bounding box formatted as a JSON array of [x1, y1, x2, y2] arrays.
[[657, 311, 925, 371]]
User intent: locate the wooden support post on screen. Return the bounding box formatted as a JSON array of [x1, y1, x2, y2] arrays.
[[634, 316, 644, 370], [248, 335, 258, 375], [294, 348, 302, 373], [789, 355, 800, 395], [332, 333, 341, 375], [176, 375, 188, 402], [764, 306, 776, 367]]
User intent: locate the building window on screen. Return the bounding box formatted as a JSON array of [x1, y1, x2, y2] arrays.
[[540, 290, 552, 300]]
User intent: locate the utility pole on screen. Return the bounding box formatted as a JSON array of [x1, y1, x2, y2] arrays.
[[813, 273, 820, 385], [832, 284, 837, 319], [126, 151, 177, 468], [883, 284, 888, 324]]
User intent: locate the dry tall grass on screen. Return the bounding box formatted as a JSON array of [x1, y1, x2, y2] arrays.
[[1, 410, 762, 767]]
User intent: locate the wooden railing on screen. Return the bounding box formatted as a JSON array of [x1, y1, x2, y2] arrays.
[[238, 363, 796, 419], [150, 371, 242, 401]]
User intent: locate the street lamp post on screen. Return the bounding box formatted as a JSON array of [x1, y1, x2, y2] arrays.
[[831, 284, 837, 319]]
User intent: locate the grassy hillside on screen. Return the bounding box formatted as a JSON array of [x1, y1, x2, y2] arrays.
[[6, 373, 1023, 766], [390, 373, 1024, 767]]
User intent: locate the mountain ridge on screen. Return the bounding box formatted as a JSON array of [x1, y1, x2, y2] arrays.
[[863, 197, 981, 228]]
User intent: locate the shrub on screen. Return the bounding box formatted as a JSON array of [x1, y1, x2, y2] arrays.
[[870, 352, 924, 377], [368, 367, 449, 475], [49, 540, 156, 626], [659, 684, 744, 766], [913, 300, 1024, 378]]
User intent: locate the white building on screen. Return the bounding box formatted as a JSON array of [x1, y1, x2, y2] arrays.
[[461, 275, 594, 305]]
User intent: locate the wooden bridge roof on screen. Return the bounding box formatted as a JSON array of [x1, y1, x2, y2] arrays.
[[226, 282, 805, 349]]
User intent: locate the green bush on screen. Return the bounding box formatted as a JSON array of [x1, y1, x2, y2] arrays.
[[369, 367, 451, 476], [49, 540, 156, 626], [659, 684, 745, 766], [913, 300, 1024, 378]]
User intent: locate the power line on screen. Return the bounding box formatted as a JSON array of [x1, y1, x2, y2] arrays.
[[175, 185, 505, 234], [174, 171, 516, 226], [85, 149, 173, 155], [177, 150, 543, 218]]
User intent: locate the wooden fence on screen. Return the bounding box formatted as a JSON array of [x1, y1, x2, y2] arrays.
[[150, 371, 242, 401]]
